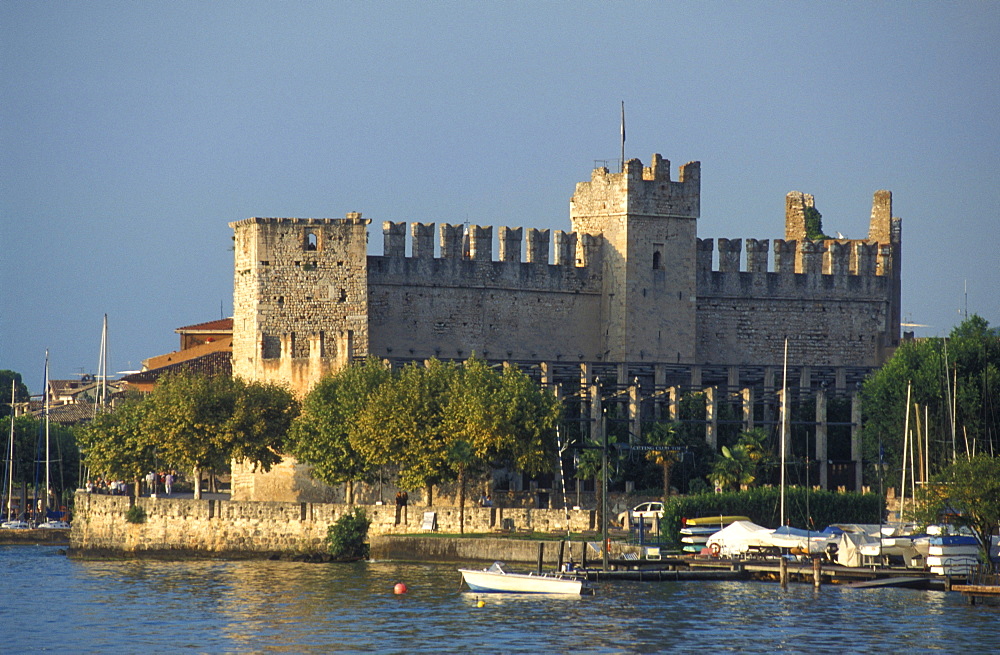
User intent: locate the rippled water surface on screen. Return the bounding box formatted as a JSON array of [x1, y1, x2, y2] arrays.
[[1, 545, 995, 653]]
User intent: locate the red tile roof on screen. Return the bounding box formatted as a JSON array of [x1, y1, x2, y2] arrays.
[[122, 351, 233, 384], [175, 318, 233, 333]]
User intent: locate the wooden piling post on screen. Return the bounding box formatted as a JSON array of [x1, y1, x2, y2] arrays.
[[813, 557, 822, 588], [537, 542, 544, 573], [780, 557, 788, 588], [557, 539, 566, 572]]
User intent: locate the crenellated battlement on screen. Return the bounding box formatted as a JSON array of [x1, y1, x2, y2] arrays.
[[696, 237, 894, 277], [379, 221, 602, 268], [570, 154, 701, 233]]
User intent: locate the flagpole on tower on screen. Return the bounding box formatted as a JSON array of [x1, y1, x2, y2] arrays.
[[620, 101, 626, 173]]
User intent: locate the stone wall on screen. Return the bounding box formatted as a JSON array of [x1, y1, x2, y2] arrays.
[[369, 535, 602, 566], [69, 492, 597, 557], [367, 246, 603, 362], [694, 229, 898, 366]]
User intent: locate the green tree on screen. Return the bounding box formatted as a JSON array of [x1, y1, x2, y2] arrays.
[[710, 444, 755, 491], [355, 359, 455, 505], [492, 362, 561, 475], [946, 315, 1000, 456], [804, 206, 829, 240], [289, 357, 393, 503], [299, 357, 561, 513], [860, 315, 999, 490], [143, 373, 235, 499], [79, 374, 296, 501], [80, 396, 158, 499], [441, 358, 561, 531], [0, 371, 30, 418], [914, 454, 1000, 564], [735, 427, 774, 483], [227, 378, 298, 474]]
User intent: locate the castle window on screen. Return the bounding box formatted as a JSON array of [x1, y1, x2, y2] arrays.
[[653, 245, 664, 270], [261, 335, 280, 359], [305, 231, 319, 251]]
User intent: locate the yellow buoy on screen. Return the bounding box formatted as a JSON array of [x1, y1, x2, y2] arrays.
[[476, 599, 485, 608]]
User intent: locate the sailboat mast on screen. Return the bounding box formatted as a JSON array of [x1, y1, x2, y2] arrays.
[[94, 314, 108, 412], [780, 338, 788, 528], [6, 381, 14, 521], [43, 351, 50, 522], [100, 314, 108, 406], [900, 381, 912, 521]]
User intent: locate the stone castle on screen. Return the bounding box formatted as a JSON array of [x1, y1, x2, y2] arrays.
[[230, 153, 900, 393], [228, 153, 900, 500]]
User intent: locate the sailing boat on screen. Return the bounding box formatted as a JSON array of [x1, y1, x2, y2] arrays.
[[1, 381, 30, 529], [36, 352, 69, 530]]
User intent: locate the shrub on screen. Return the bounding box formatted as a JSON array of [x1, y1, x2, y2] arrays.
[[125, 504, 147, 524], [326, 507, 370, 560]]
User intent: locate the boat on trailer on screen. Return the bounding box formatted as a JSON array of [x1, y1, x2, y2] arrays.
[[459, 561, 594, 595]]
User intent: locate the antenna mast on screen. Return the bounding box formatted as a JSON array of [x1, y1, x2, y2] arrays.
[[620, 101, 626, 173]]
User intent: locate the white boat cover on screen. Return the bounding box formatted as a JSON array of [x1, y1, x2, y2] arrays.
[[705, 521, 778, 556], [707, 521, 848, 564]]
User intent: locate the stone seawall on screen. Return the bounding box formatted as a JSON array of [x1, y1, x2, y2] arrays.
[[69, 492, 596, 557], [370, 535, 597, 567]]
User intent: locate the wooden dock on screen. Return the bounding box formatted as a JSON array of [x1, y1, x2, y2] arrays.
[[951, 572, 1000, 605], [583, 568, 744, 582], [590, 555, 958, 590]]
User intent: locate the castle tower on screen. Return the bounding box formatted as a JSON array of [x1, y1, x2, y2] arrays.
[[869, 190, 902, 358], [229, 212, 370, 396], [569, 154, 700, 363]]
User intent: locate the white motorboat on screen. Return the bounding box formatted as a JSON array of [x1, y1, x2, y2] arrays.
[[1, 519, 31, 530], [459, 562, 593, 595], [36, 520, 70, 529]]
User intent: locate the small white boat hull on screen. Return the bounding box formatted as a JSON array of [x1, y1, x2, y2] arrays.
[[460, 562, 590, 594], [1, 520, 31, 530], [36, 520, 70, 529]]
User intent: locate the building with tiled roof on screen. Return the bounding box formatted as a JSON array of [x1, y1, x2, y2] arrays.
[[122, 350, 232, 393], [141, 318, 232, 371]]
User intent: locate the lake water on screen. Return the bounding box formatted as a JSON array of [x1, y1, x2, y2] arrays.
[[1, 545, 995, 653]]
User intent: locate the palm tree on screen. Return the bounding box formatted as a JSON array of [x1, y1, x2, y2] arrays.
[[711, 445, 755, 491], [644, 422, 683, 500]]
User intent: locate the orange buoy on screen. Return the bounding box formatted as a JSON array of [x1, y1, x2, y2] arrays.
[[394, 583, 408, 594]]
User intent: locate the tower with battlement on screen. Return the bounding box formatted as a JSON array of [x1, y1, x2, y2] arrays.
[[230, 213, 370, 392], [570, 154, 701, 363]]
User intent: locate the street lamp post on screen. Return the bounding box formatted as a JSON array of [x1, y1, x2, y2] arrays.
[[601, 407, 609, 571]]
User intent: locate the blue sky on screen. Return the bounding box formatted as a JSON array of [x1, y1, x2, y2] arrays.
[[2, 2, 998, 393]]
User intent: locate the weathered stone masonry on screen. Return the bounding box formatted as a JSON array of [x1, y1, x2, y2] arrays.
[[70, 492, 595, 557], [230, 153, 900, 394]]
